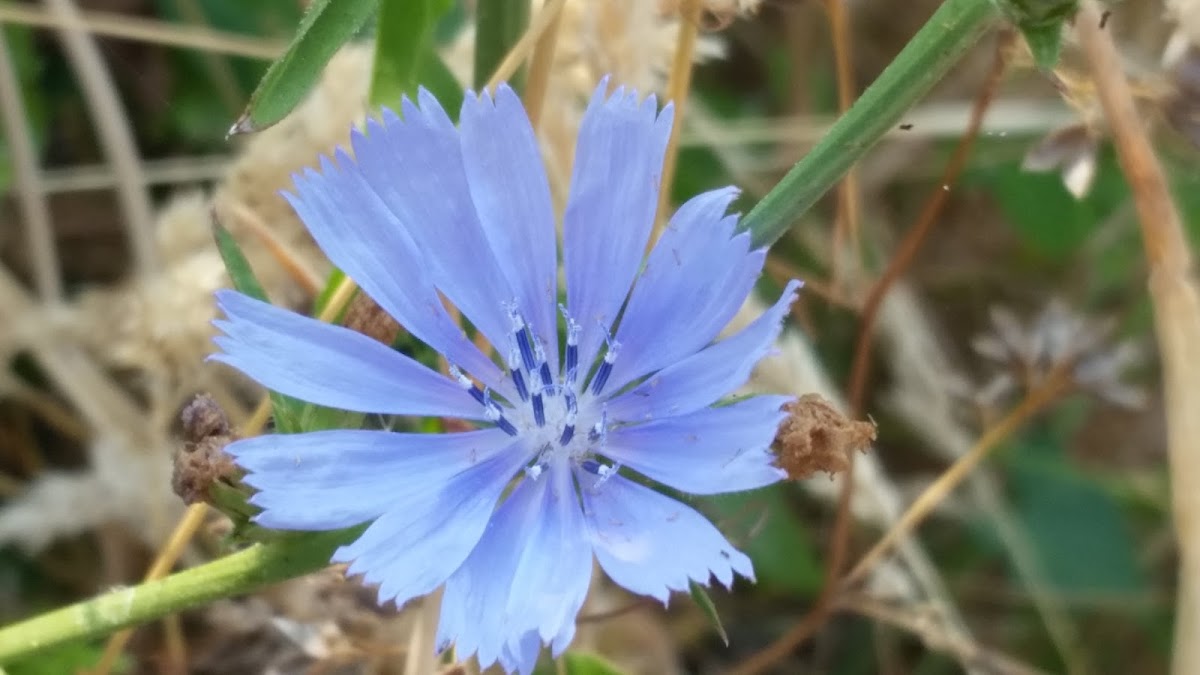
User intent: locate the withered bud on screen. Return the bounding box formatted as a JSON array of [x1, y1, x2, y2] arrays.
[[773, 394, 876, 481], [342, 291, 402, 346], [173, 393, 239, 505]]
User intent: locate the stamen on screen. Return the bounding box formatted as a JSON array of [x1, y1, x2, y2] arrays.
[[484, 401, 518, 436], [558, 393, 577, 446], [516, 329, 537, 373], [590, 337, 621, 396], [560, 304, 581, 385], [510, 364, 529, 402], [580, 459, 619, 487], [532, 393, 545, 427], [450, 364, 488, 406], [507, 304, 537, 373], [538, 361, 554, 389], [588, 408, 608, 444], [595, 461, 619, 487]]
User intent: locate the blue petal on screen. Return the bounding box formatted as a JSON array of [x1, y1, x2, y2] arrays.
[[225, 428, 512, 530], [606, 187, 765, 393], [500, 631, 542, 675], [438, 465, 591, 669], [350, 90, 516, 352], [604, 396, 792, 495], [285, 153, 507, 393], [579, 473, 753, 604], [605, 280, 802, 422], [504, 465, 592, 654], [564, 79, 673, 372], [332, 440, 532, 610], [210, 290, 483, 419], [459, 85, 559, 372]]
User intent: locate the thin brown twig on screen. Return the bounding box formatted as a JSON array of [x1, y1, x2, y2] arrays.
[[1076, 4, 1200, 674], [846, 31, 1012, 414], [484, 0, 567, 91], [220, 200, 324, 296], [824, 0, 861, 287], [730, 32, 1011, 675], [653, 0, 703, 241], [0, 1, 284, 59], [842, 371, 1070, 587], [41, 0, 157, 276], [0, 30, 59, 300]]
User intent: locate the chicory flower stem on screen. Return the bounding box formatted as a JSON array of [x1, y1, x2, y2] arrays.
[[0, 530, 355, 664], [742, 0, 1003, 248]]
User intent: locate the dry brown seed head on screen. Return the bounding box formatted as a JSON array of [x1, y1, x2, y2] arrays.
[[773, 394, 876, 481], [173, 393, 239, 505]]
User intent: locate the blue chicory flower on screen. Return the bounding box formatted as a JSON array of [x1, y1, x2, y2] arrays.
[[211, 78, 801, 674]]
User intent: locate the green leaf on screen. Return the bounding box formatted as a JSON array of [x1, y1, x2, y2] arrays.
[[212, 220, 268, 302], [999, 0, 1077, 70], [1005, 433, 1147, 596], [416, 52, 465, 117], [560, 651, 627, 675], [960, 144, 1127, 259], [369, 0, 452, 107], [473, 0, 530, 89], [1020, 20, 1065, 70], [688, 580, 730, 646], [211, 220, 306, 433], [233, 0, 377, 134]]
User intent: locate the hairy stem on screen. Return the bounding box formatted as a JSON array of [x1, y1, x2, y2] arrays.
[[0, 530, 356, 663]]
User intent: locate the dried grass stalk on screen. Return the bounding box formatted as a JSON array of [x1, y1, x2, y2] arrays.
[[1077, 4, 1200, 674]]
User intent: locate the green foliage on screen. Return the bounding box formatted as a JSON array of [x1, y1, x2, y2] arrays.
[[473, 0, 530, 90], [998, 0, 1078, 69], [559, 652, 627, 675], [370, 0, 454, 107], [961, 145, 1128, 258], [688, 580, 730, 646], [0, 26, 48, 192], [1005, 430, 1147, 595], [234, 0, 377, 133]]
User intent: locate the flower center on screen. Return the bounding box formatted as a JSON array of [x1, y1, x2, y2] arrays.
[[449, 303, 623, 479]]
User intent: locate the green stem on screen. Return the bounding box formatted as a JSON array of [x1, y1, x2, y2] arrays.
[[473, 0, 529, 90], [0, 529, 356, 664], [742, 0, 1004, 248]]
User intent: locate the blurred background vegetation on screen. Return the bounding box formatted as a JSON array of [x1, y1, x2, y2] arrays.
[[0, 0, 1196, 673]]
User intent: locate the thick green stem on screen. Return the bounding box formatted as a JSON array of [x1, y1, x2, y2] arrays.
[[0, 529, 355, 664], [742, 0, 1003, 248], [473, 0, 529, 90]]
